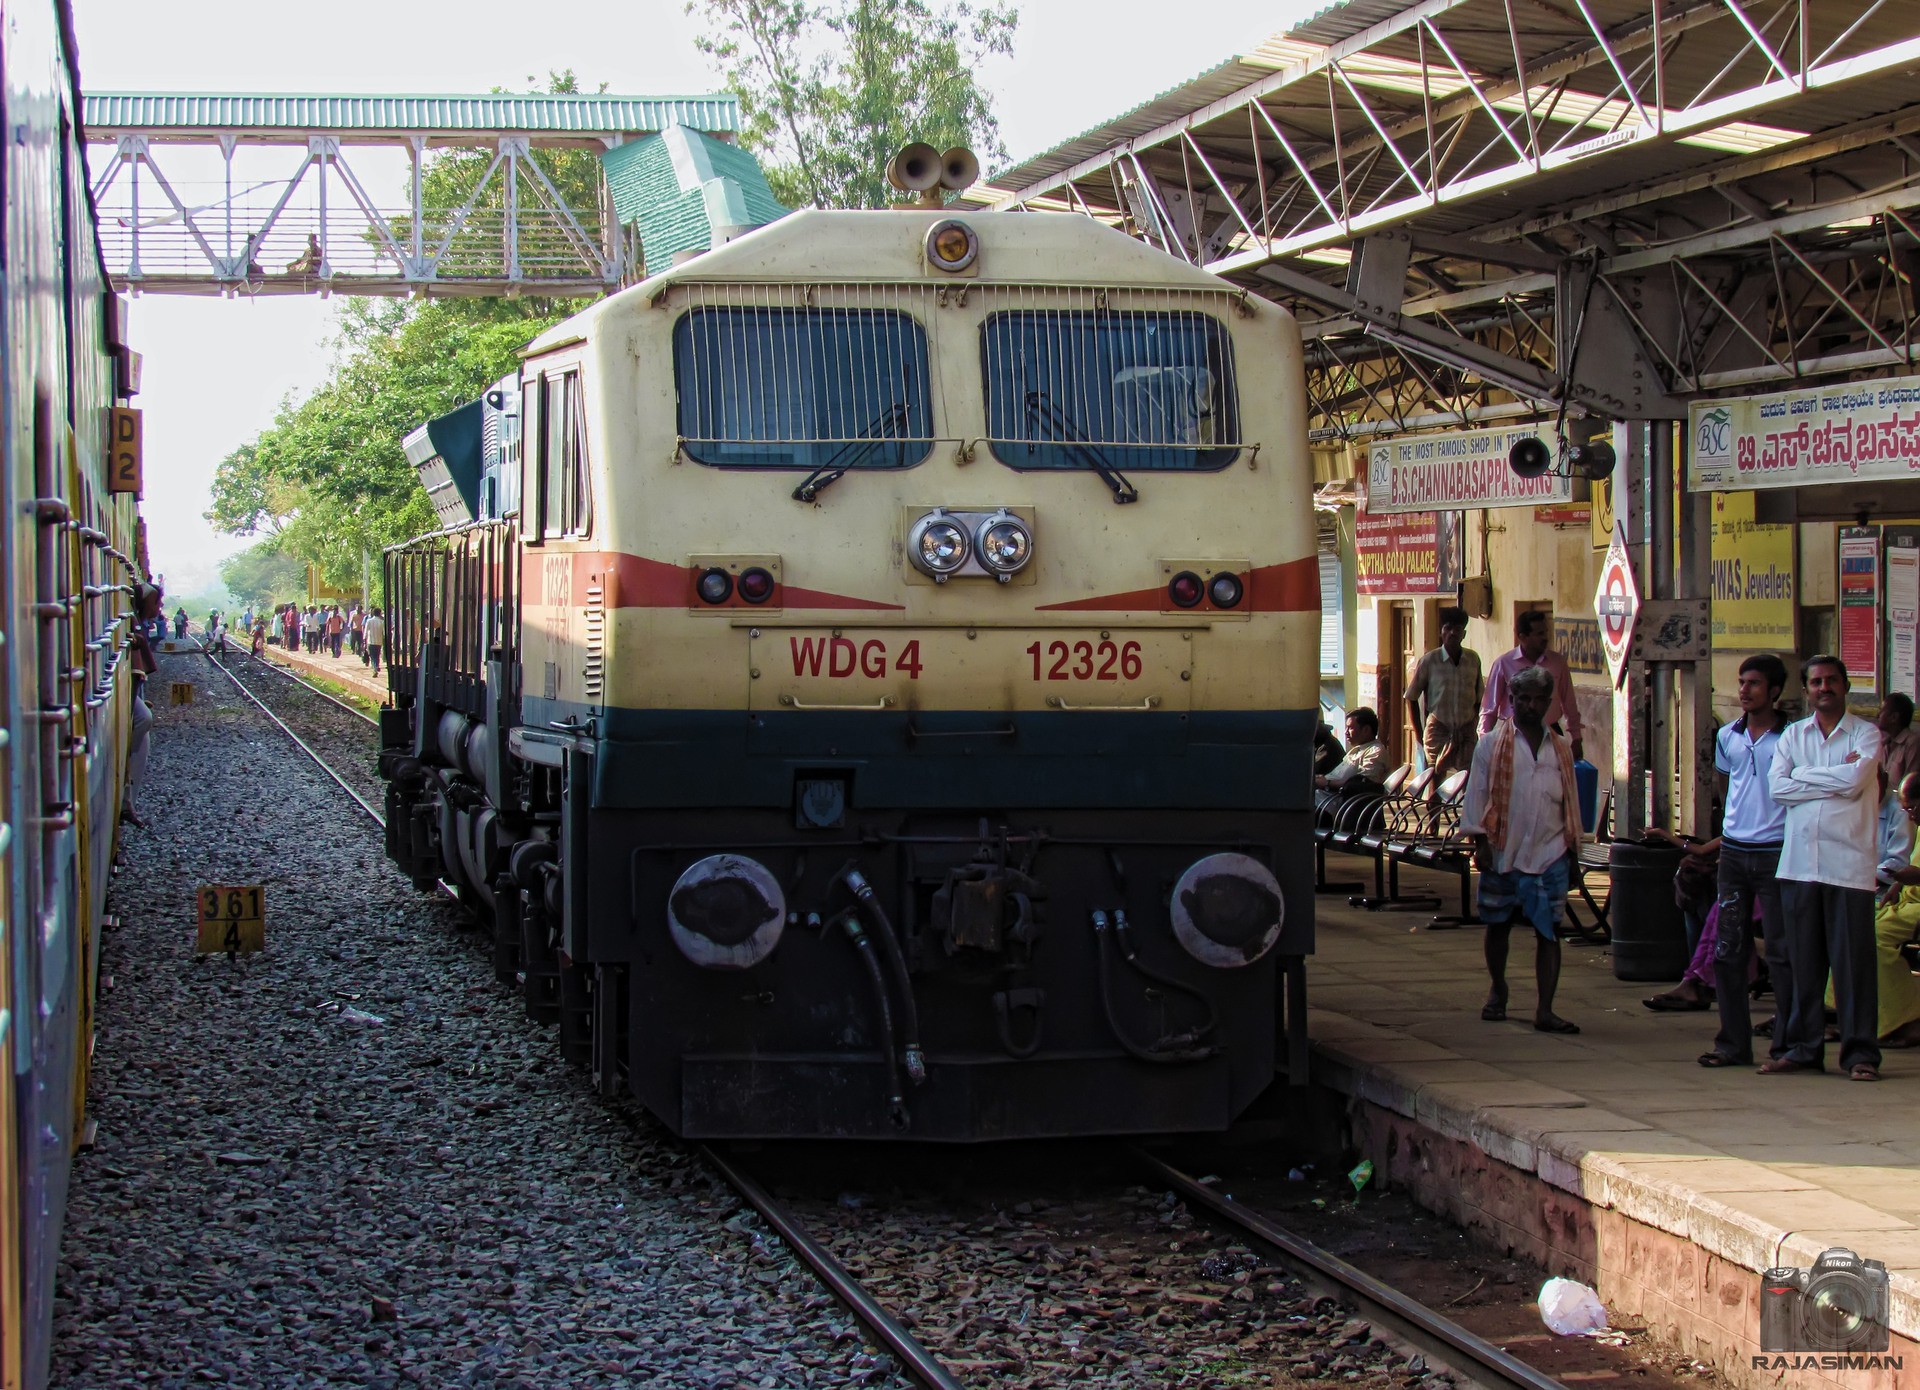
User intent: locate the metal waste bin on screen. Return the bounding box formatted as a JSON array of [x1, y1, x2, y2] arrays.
[[1607, 839, 1689, 981]]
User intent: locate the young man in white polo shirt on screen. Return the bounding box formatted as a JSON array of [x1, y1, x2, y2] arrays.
[[1697, 654, 1791, 1068], [1767, 653, 1883, 1080]]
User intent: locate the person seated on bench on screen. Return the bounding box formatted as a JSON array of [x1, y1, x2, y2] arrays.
[[1462, 665, 1583, 1035], [1314, 720, 1346, 778], [1314, 708, 1389, 817]]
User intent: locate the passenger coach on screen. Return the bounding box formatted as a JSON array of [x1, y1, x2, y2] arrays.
[[383, 201, 1320, 1140]]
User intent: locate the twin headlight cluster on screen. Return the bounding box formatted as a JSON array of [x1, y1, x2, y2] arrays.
[[907, 508, 1033, 583]]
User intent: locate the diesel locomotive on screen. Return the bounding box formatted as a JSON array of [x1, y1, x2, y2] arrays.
[[381, 182, 1320, 1140]]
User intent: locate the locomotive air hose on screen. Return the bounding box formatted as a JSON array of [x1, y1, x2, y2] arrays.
[[1091, 910, 1215, 1064], [839, 868, 927, 1086], [842, 915, 908, 1130]]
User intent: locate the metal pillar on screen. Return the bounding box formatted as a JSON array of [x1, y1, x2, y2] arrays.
[[1649, 421, 1675, 831], [1676, 427, 1715, 837], [1611, 421, 1648, 837]]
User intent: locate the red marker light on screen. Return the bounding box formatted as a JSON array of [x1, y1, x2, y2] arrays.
[[738, 567, 775, 604], [1167, 571, 1204, 609]]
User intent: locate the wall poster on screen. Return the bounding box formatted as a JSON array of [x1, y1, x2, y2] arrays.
[[1709, 491, 1796, 651], [1354, 508, 1463, 596], [1887, 538, 1919, 701], [1840, 525, 1881, 694]]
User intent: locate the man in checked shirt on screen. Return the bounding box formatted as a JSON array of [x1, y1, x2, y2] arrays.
[[1404, 606, 1483, 778]]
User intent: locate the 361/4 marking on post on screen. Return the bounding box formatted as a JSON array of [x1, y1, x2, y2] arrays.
[[196, 884, 265, 956]]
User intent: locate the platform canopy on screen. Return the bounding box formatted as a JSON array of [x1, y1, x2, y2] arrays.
[[965, 0, 1920, 441]]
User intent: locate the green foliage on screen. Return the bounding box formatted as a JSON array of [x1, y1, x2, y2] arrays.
[[219, 545, 306, 609], [689, 0, 1017, 209]]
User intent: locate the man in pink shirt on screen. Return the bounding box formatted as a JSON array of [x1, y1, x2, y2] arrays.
[[1479, 610, 1584, 761]]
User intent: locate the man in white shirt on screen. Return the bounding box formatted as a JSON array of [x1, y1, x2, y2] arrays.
[[1766, 653, 1883, 1080], [363, 608, 387, 677], [1461, 665, 1585, 1034], [1314, 708, 1390, 793]]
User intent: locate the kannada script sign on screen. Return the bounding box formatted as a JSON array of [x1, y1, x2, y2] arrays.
[[1361, 428, 1573, 515], [1689, 375, 1920, 491]]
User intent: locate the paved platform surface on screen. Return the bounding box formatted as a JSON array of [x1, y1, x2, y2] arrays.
[[258, 640, 392, 706], [1311, 864, 1920, 1338]]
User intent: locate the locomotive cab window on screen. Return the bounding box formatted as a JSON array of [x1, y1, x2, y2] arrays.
[[980, 310, 1241, 471], [533, 369, 591, 540], [673, 307, 934, 469]]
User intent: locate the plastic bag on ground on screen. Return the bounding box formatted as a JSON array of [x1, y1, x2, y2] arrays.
[[1538, 1277, 1609, 1336]]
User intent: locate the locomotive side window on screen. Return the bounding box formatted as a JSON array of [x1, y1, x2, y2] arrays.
[[534, 369, 591, 540], [673, 307, 934, 469], [980, 310, 1240, 471]]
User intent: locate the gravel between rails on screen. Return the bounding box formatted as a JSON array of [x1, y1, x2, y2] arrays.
[[778, 1157, 1454, 1390], [212, 652, 387, 814], [52, 652, 914, 1390]]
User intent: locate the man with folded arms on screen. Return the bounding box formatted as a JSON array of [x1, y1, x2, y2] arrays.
[[1767, 654, 1883, 1080]]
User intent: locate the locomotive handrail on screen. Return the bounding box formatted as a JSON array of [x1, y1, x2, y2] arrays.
[[777, 694, 895, 711], [1045, 695, 1160, 711]]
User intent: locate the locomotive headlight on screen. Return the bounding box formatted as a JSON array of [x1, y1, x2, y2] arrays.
[[908, 510, 970, 581], [975, 511, 1033, 581], [697, 567, 734, 604], [925, 219, 979, 272]]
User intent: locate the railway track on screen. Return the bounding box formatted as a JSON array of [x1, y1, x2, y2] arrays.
[[210, 643, 1566, 1390]]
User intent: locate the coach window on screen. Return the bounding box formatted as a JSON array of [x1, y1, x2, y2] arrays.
[[673, 307, 934, 470], [522, 375, 546, 544], [979, 310, 1241, 472], [543, 369, 591, 538]]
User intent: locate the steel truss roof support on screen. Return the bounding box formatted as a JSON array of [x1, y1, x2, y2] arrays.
[[981, 1, 1920, 430]]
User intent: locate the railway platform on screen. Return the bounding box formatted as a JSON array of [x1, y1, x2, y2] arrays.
[[1312, 868, 1919, 1389], [259, 640, 391, 707]]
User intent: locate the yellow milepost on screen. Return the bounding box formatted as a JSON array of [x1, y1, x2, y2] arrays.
[[195, 885, 267, 957], [170, 682, 194, 705]]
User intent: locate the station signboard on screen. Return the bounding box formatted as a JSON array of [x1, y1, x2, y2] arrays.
[[1709, 492, 1795, 652], [1688, 374, 1920, 491], [1353, 507, 1462, 596], [1359, 427, 1573, 515]]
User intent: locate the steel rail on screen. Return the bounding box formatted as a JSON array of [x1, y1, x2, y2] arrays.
[[698, 1144, 965, 1390], [1131, 1149, 1567, 1390], [208, 652, 389, 829], [244, 648, 380, 725]]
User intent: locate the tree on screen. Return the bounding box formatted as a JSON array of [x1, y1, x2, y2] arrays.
[[689, 0, 1016, 209], [219, 545, 306, 609]]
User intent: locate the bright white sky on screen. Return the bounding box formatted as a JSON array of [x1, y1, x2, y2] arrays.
[[73, 0, 1318, 598]]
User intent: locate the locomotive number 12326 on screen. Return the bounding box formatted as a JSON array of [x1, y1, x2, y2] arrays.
[[784, 634, 1149, 683]]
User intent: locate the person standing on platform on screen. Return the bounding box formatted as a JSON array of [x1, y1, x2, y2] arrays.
[[326, 605, 345, 658], [1695, 654, 1792, 1069], [1767, 654, 1883, 1080], [363, 608, 386, 678], [1462, 665, 1583, 1035], [1479, 610, 1583, 762], [1869, 773, 1920, 1049], [1404, 606, 1483, 779], [306, 606, 322, 654], [285, 604, 301, 656], [1877, 694, 1919, 789]]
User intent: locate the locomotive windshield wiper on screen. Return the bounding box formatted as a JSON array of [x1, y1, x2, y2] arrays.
[[792, 402, 911, 504], [1022, 392, 1138, 504]]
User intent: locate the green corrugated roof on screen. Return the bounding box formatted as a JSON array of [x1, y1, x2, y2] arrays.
[[601, 127, 788, 275], [83, 92, 739, 137]]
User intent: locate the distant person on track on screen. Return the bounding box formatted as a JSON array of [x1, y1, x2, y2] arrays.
[[251, 620, 266, 658], [270, 607, 285, 647], [173, 606, 188, 640], [1462, 664, 1582, 1036], [363, 607, 386, 677]]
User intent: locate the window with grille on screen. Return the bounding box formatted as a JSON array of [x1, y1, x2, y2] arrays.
[[673, 306, 934, 470], [980, 309, 1240, 471], [538, 369, 591, 539]]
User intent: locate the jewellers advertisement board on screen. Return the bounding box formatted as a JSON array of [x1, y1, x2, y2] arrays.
[[1708, 491, 1795, 652], [1354, 508, 1463, 597], [1689, 375, 1920, 491], [1360, 427, 1573, 515]]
